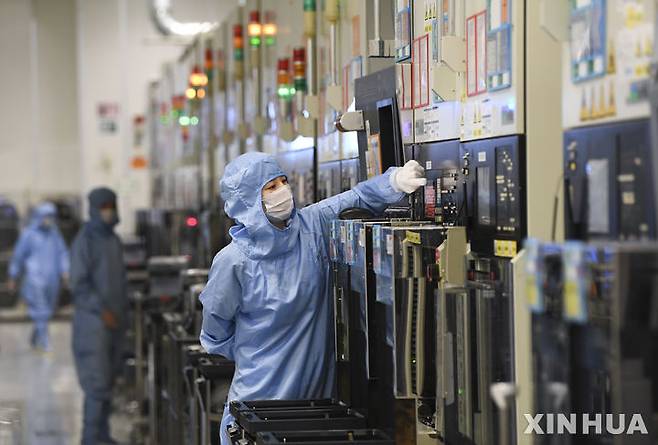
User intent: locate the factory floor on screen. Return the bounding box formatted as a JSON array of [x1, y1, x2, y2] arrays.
[[0, 315, 134, 444]]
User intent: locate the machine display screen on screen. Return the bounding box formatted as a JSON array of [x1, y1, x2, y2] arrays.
[[586, 158, 610, 235], [477, 166, 492, 226]]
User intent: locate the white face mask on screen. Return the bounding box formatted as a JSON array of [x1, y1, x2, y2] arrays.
[[262, 184, 294, 223]]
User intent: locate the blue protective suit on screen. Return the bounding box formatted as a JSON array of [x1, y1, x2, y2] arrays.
[[199, 153, 405, 444], [70, 187, 127, 445], [8, 202, 69, 349]]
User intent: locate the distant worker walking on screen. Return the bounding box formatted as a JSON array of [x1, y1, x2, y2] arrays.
[[8, 202, 70, 352]]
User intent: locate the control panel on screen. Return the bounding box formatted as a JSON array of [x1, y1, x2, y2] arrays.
[[564, 119, 656, 240], [460, 135, 526, 257], [407, 140, 463, 226]]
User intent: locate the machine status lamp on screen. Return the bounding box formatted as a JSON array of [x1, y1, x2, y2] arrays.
[[171, 95, 185, 119], [159, 103, 170, 124], [277, 58, 295, 98], [303, 0, 316, 37], [185, 86, 205, 100], [248, 10, 262, 47], [277, 86, 295, 97], [292, 47, 307, 93], [189, 65, 208, 87], [186, 65, 208, 100], [217, 49, 225, 71], [178, 115, 199, 126], [304, 0, 316, 11], [263, 11, 277, 46], [204, 48, 213, 83], [233, 24, 244, 60]]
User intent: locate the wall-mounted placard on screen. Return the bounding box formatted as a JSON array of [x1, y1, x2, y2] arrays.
[[466, 11, 487, 96]]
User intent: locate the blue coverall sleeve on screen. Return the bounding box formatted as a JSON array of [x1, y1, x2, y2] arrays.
[[199, 247, 243, 361], [8, 231, 31, 279], [70, 232, 104, 312], [301, 167, 406, 244]]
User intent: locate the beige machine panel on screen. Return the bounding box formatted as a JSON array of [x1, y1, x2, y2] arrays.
[[460, 0, 525, 140], [512, 250, 533, 445], [526, 0, 564, 241], [412, 0, 463, 143], [562, 0, 655, 129]]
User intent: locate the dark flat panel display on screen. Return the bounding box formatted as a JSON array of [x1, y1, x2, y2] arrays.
[[355, 67, 404, 179], [564, 119, 656, 241], [460, 136, 526, 256]]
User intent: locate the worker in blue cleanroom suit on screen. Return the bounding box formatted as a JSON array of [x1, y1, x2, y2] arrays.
[[199, 152, 426, 444], [8, 202, 70, 351], [70, 187, 127, 445]]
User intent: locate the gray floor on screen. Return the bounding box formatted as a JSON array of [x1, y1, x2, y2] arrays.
[[0, 319, 133, 445]]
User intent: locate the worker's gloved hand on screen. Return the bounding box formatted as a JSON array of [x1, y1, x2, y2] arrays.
[[101, 309, 118, 330], [390, 160, 427, 193]]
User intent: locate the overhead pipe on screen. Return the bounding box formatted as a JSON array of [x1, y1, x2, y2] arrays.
[[150, 0, 217, 36]]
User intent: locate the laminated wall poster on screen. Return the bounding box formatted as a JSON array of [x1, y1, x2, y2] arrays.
[[466, 11, 487, 96], [412, 34, 430, 108]]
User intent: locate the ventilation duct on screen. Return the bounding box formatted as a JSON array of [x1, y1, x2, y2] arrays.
[[150, 0, 218, 37]]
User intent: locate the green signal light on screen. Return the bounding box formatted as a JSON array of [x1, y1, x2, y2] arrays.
[[304, 0, 316, 11], [190, 116, 199, 126], [458, 388, 464, 396], [179, 116, 190, 126], [265, 36, 275, 46], [294, 79, 307, 92], [277, 86, 290, 97], [249, 37, 261, 47]]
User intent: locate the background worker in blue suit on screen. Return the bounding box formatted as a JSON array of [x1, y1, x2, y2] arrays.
[[8, 202, 70, 351], [70, 187, 127, 445], [199, 152, 426, 444]]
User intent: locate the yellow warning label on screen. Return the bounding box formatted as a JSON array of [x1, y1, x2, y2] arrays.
[[405, 231, 421, 245], [564, 281, 583, 319], [494, 240, 517, 258]]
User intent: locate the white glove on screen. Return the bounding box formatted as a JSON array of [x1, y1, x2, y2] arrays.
[[389, 160, 427, 194]]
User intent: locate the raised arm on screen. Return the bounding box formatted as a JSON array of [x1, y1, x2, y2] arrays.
[[300, 161, 426, 244], [199, 245, 243, 361]]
